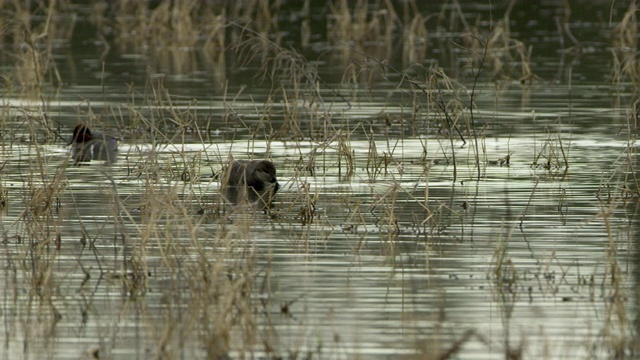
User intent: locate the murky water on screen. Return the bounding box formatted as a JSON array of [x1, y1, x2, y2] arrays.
[[0, 1, 639, 359]]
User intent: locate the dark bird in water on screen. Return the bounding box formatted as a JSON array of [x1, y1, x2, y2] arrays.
[[224, 159, 279, 209], [68, 124, 119, 164]]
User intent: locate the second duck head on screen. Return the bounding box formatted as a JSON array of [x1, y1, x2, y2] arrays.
[[69, 124, 119, 164]]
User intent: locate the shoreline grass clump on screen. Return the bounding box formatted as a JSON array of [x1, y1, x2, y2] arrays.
[[0, 0, 76, 100]]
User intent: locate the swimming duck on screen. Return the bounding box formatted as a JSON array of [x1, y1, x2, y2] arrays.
[[224, 159, 279, 209], [68, 124, 119, 164]]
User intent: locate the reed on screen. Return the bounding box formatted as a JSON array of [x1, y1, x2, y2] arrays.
[[530, 118, 569, 174], [401, 0, 429, 67], [327, 0, 397, 62], [611, 1, 639, 86], [232, 21, 331, 143]]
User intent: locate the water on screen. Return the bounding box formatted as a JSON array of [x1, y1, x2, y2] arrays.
[[0, 1, 639, 359]]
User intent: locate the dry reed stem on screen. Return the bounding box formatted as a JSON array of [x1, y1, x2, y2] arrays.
[[611, 2, 639, 85]]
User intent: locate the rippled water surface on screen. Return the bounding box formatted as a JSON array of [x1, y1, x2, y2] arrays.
[[0, 1, 639, 359]]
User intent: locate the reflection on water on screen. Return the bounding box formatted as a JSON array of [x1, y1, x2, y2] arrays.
[[0, 1, 639, 359]]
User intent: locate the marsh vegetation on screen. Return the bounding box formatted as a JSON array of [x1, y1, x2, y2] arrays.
[[0, 1, 639, 359]]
